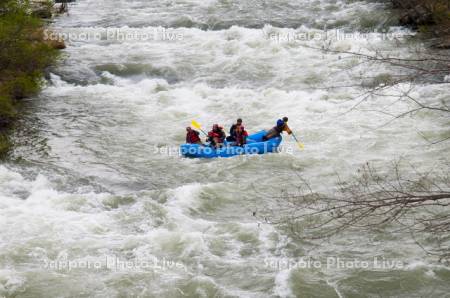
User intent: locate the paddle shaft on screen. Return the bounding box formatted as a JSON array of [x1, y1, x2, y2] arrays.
[[291, 132, 300, 143], [191, 120, 208, 136], [290, 131, 304, 148]]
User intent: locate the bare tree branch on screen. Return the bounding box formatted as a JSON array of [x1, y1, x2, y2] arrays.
[[259, 162, 450, 262]]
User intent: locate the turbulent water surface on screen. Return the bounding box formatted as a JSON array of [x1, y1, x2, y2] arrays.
[[1, 0, 449, 297]]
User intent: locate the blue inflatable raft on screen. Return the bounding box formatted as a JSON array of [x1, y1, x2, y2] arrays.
[[180, 130, 281, 158]]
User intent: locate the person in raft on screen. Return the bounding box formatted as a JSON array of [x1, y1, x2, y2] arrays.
[[227, 118, 243, 142], [185, 127, 202, 144], [208, 124, 226, 148], [234, 124, 248, 146], [262, 117, 292, 141]]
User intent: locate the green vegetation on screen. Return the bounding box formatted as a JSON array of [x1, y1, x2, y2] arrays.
[[0, 132, 11, 157], [0, 0, 60, 156]]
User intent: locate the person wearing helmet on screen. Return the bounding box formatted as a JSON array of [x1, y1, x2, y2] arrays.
[[227, 118, 243, 142], [262, 117, 292, 141], [186, 127, 202, 144], [208, 124, 226, 148]]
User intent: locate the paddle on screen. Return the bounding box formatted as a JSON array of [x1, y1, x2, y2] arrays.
[[191, 120, 208, 137], [291, 131, 305, 150]]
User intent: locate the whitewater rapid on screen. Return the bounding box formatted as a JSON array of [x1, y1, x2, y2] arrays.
[[1, 0, 449, 297]]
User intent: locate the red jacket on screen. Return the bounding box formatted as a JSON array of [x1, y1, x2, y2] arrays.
[[208, 129, 225, 142], [235, 129, 248, 146], [186, 130, 201, 143]]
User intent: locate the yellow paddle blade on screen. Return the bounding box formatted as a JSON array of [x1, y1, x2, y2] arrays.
[[191, 120, 202, 130], [297, 142, 304, 150]]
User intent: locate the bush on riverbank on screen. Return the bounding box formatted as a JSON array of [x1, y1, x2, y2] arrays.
[[0, 0, 60, 155], [392, 0, 449, 24], [390, 0, 450, 46]]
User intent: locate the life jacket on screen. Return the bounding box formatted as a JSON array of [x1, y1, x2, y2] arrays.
[[273, 123, 291, 135], [186, 130, 201, 143], [264, 127, 281, 140], [274, 125, 283, 134], [235, 128, 248, 146], [208, 128, 225, 143], [229, 124, 238, 137]]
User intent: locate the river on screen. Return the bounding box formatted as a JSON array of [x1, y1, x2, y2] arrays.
[[1, 0, 449, 297]]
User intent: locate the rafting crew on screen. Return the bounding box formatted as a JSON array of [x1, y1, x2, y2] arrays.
[[185, 116, 296, 148], [262, 117, 292, 141], [208, 124, 226, 148], [185, 127, 202, 144], [181, 116, 305, 158]]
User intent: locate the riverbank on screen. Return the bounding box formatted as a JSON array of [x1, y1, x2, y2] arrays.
[[0, 0, 64, 156], [391, 0, 450, 48]]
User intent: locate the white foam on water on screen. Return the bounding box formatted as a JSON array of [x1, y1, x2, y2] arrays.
[[274, 269, 294, 298], [0, 269, 26, 297], [4, 0, 449, 296]]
